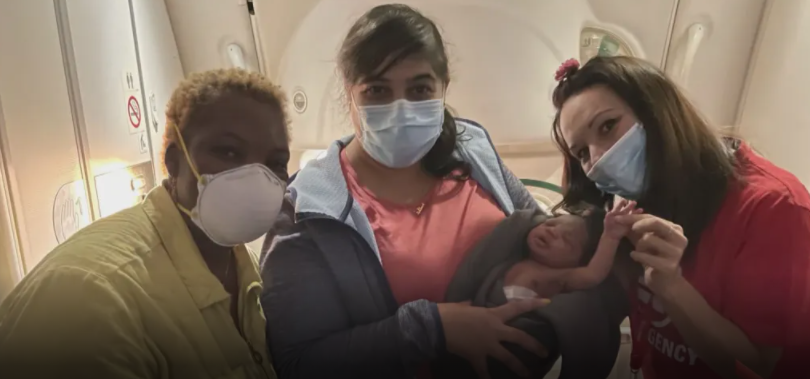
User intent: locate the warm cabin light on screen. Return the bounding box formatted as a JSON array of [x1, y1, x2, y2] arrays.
[[95, 168, 140, 218], [130, 176, 146, 191]]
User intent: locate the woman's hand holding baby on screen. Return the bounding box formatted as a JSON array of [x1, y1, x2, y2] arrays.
[[604, 199, 643, 239], [438, 299, 550, 379]]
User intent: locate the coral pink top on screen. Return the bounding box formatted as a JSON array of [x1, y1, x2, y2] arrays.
[[340, 150, 506, 305]]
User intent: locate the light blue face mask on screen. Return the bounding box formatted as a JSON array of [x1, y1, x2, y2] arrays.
[[586, 123, 648, 199], [356, 98, 445, 168]]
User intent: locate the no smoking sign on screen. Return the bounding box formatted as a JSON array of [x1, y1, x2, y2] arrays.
[[127, 95, 142, 134]]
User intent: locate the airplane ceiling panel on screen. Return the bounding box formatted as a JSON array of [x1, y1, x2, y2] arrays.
[[252, 0, 676, 150]]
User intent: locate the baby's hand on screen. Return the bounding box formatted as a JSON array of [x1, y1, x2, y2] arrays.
[[604, 199, 643, 239]]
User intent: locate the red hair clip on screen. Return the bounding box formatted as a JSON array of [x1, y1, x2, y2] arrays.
[[555, 58, 580, 82]]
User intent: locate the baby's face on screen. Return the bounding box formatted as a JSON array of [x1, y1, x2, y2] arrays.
[[527, 215, 589, 268]]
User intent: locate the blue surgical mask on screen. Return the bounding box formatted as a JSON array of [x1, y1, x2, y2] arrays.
[[356, 99, 445, 168], [586, 123, 647, 199]]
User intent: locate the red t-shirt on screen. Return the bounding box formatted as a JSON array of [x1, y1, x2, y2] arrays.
[[737, 360, 765, 379], [630, 144, 810, 378]]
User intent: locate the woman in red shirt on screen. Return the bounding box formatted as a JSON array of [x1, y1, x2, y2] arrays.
[[550, 56, 810, 379]]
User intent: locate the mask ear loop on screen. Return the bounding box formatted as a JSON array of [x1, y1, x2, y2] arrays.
[[350, 93, 360, 118], [439, 82, 449, 125], [349, 93, 364, 140], [441, 96, 447, 124], [170, 122, 203, 218], [171, 122, 203, 184]]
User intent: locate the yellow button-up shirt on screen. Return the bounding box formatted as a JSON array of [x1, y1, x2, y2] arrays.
[[0, 186, 276, 379]]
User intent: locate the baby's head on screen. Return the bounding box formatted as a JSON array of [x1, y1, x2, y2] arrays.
[[527, 209, 605, 269]]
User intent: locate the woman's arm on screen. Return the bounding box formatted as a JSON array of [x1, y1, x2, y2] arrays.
[[0, 267, 155, 378], [622, 195, 810, 378], [501, 163, 543, 213], [261, 230, 444, 379], [738, 360, 767, 379], [656, 278, 782, 378]]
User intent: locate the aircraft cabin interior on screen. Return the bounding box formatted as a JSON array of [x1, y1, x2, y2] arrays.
[[1, 1, 808, 378]]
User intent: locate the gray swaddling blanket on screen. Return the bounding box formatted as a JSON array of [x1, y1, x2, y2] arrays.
[[437, 209, 629, 379]]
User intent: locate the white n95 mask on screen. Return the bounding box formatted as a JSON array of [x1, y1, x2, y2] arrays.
[[171, 124, 286, 247], [357, 98, 445, 168], [586, 123, 648, 199]]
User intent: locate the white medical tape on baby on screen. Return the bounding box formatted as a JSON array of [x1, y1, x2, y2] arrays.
[[503, 285, 539, 301]]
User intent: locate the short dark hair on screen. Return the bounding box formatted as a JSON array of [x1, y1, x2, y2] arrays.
[[338, 4, 470, 179], [162, 68, 287, 175]]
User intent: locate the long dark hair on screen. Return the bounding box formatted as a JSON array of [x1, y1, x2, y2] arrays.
[[551, 56, 738, 256], [338, 4, 470, 179]]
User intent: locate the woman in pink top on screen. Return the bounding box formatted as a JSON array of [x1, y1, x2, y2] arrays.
[[261, 4, 628, 379]]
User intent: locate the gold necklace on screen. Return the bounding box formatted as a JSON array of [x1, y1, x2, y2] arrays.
[[415, 203, 426, 216]]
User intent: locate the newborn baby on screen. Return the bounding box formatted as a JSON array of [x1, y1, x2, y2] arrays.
[[503, 200, 641, 299]]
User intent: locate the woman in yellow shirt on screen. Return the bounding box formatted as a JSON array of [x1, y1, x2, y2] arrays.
[[0, 68, 288, 379]]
